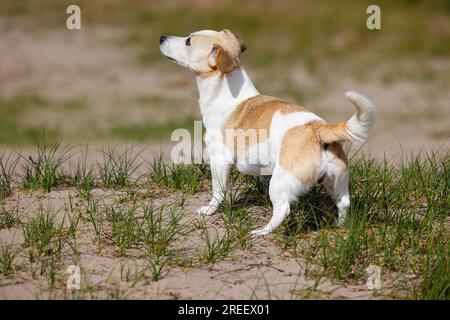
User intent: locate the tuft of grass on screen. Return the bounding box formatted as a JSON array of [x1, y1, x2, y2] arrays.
[[71, 145, 95, 200], [200, 228, 233, 263], [142, 201, 182, 258], [98, 145, 142, 188], [416, 244, 450, 300], [278, 211, 309, 255], [221, 195, 253, 251], [147, 255, 169, 281], [0, 206, 21, 229], [140, 201, 183, 280], [151, 155, 209, 194], [0, 149, 19, 199], [0, 243, 18, 276], [82, 197, 104, 248], [66, 194, 81, 255], [21, 139, 71, 192], [105, 202, 143, 256], [228, 174, 272, 208], [22, 206, 65, 260], [119, 260, 145, 284]]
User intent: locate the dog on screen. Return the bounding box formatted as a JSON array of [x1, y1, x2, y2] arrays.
[[160, 29, 374, 235]]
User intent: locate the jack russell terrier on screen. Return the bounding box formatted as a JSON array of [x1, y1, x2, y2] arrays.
[[159, 29, 374, 236]]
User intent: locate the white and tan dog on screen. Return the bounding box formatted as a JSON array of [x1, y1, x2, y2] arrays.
[[160, 29, 374, 235]]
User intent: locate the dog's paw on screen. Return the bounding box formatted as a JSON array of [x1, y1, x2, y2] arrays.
[[333, 217, 346, 226], [251, 228, 271, 236], [197, 206, 216, 216]]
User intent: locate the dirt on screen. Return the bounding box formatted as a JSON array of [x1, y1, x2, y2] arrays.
[[0, 188, 398, 300]]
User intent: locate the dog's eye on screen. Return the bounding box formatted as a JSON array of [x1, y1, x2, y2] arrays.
[[185, 37, 191, 46]]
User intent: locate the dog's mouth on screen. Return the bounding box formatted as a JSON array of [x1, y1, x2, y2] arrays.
[[165, 55, 176, 62], [162, 54, 188, 68]]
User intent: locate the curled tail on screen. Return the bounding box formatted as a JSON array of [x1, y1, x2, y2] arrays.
[[317, 91, 375, 144]]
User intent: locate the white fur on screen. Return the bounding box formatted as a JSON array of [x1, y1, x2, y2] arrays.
[[345, 91, 375, 143]]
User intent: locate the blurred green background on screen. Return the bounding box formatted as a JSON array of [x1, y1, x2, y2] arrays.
[[0, 0, 449, 156]]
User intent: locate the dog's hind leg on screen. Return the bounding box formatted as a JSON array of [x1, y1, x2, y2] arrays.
[[251, 167, 292, 236], [322, 143, 350, 225], [251, 165, 310, 236], [251, 125, 321, 236]]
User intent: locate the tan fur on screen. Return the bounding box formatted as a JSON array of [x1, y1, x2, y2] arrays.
[[223, 95, 310, 151], [279, 124, 322, 184], [222, 29, 246, 53], [328, 142, 348, 176], [192, 30, 245, 75], [313, 121, 351, 144], [214, 44, 239, 74]]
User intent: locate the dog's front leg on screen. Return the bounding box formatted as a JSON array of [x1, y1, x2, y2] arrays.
[[197, 160, 231, 216]]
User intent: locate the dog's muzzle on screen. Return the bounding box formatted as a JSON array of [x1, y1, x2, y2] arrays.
[[159, 35, 186, 67], [159, 35, 172, 60]]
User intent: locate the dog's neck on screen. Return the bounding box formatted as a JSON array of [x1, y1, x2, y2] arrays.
[[195, 67, 259, 129]]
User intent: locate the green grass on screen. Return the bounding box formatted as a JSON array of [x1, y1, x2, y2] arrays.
[[200, 228, 233, 263], [22, 206, 65, 260], [0, 243, 17, 276], [0, 149, 19, 199], [293, 152, 449, 297], [79, 194, 184, 266], [21, 139, 72, 192], [0, 205, 20, 229], [82, 197, 104, 248], [151, 155, 210, 194], [147, 255, 170, 281], [98, 145, 142, 189], [141, 201, 182, 258], [119, 260, 145, 284], [66, 194, 81, 244], [416, 244, 449, 299], [71, 145, 95, 200], [220, 186, 255, 251], [105, 202, 143, 256]]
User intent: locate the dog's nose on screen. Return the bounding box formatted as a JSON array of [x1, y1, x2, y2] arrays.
[[160, 35, 168, 44]]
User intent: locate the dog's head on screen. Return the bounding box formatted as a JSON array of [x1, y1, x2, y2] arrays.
[[159, 29, 246, 76]]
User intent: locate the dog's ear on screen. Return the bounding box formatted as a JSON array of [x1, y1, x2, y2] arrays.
[[222, 29, 246, 53], [208, 44, 239, 74]]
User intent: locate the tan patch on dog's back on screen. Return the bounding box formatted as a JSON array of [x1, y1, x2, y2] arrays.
[[223, 95, 310, 151], [279, 123, 322, 184]]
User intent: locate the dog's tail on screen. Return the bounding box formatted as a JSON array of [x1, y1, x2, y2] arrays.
[[316, 91, 375, 145]]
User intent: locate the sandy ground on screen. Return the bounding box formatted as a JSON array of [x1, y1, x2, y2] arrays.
[[0, 187, 403, 299]]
